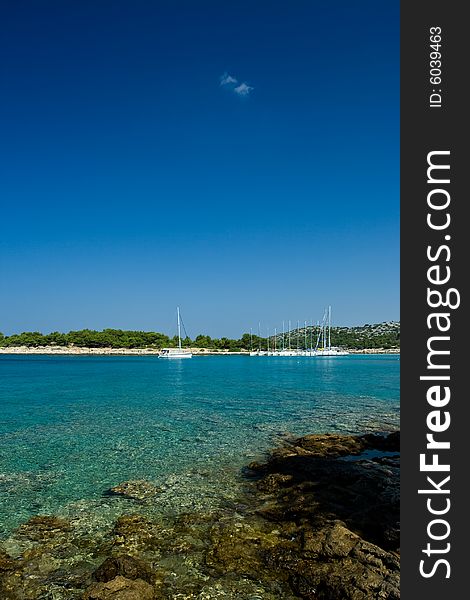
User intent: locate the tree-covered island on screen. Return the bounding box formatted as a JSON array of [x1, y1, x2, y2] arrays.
[[0, 322, 399, 351]]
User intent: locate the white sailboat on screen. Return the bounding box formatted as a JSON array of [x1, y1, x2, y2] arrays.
[[249, 308, 348, 358], [278, 319, 297, 355], [158, 307, 192, 359], [315, 306, 349, 356], [250, 321, 267, 356]]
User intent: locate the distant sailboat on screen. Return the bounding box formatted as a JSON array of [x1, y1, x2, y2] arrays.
[[158, 307, 192, 359], [249, 307, 348, 357], [315, 306, 349, 356], [250, 321, 267, 356]]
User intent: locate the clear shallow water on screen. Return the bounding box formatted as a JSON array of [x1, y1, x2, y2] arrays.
[[0, 354, 399, 538]]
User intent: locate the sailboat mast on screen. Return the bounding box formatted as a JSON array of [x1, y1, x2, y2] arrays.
[[274, 327, 277, 352], [250, 327, 253, 351], [267, 327, 270, 353], [304, 320, 307, 351], [288, 320, 291, 350], [177, 306, 182, 349], [297, 321, 300, 351], [320, 307, 327, 350], [328, 306, 331, 351], [315, 319, 321, 351], [282, 321, 285, 351]]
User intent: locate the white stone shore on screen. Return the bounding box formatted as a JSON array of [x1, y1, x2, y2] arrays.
[[0, 346, 246, 355], [0, 346, 399, 355]]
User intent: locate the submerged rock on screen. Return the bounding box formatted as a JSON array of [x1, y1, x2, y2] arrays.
[[16, 515, 71, 540], [106, 480, 161, 502], [93, 555, 155, 584], [205, 519, 280, 577], [196, 574, 295, 599], [257, 473, 293, 494], [288, 433, 368, 458], [0, 550, 16, 573], [0, 550, 20, 600], [273, 431, 400, 460], [83, 575, 156, 599], [112, 514, 163, 554]]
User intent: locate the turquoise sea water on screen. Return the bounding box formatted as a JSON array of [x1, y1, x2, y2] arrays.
[[0, 354, 399, 539]]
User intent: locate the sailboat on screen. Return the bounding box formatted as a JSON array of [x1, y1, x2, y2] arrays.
[[249, 322, 268, 356], [278, 319, 299, 355], [315, 306, 349, 356], [249, 308, 348, 358], [158, 307, 193, 359]]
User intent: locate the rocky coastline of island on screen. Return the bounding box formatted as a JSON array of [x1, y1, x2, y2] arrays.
[[0, 431, 399, 599]]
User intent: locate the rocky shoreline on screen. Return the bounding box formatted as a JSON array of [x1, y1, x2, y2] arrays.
[[0, 346, 399, 355], [0, 432, 400, 599], [245, 431, 400, 599]]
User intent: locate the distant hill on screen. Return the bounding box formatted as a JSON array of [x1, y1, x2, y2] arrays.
[[276, 321, 400, 350], [331, 321, 400, 349]]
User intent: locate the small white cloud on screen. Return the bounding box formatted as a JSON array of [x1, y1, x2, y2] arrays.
[[234, 82, 253, 97], [220, 73, 254, 98], [220, 72, 238, 86]]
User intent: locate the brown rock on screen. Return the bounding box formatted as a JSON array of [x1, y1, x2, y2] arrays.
[[257, 473, 294, 494], [112, 514, 162, 552], [205, 520, 281, 578], [362, 431, 400, 452], [247, 432, 401, 599], [0, 549, 20, 600], [93, 555, 154, 584], [106, 480, 160, 502], [266, 523, 399, 600], [254, 432, 400, 551], [83, 575, 155, 600], [0, 550, 16, 572], [302, 522, 360, 558], [16, 515, 71, 541], [294, 433, 367, 458]]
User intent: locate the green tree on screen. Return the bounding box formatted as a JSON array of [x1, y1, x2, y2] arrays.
[[194, 334, 212, 348]]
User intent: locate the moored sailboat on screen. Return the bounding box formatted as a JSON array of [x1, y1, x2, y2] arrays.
[[159, 307, 192, 359], [315, 306, 349, 356], [249, 307, 349, 357]]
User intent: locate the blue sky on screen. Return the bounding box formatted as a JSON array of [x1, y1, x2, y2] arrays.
[[0, 0, 399, 338]]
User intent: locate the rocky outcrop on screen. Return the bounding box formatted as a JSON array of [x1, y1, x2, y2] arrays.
[[249, 432, 400, 551], [244, 431, 400, 599], [250, 431, 400, 463], [0, 550, 16, 574], [0, 550, 18, 599], [93, 555, 155, 585], [83, 575, 155, 599], [16, 515, 72, 541], [111, 514, 163, 554], [264, 521, 399, 600]]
